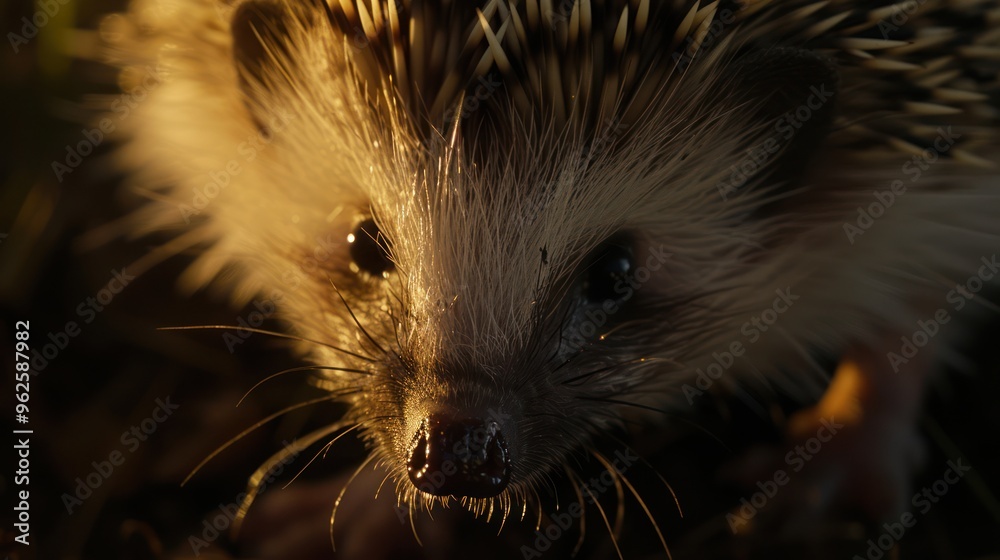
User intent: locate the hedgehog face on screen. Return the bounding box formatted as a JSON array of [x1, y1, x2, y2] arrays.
[[218, 0, 846, 512], [322, 75, 836, 513], [106, 0, 1000, 539]]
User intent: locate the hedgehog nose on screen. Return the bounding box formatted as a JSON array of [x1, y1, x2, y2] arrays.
[[406, 413, 510, 498]]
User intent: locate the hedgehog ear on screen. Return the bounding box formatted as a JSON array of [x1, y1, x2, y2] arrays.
[[231, 0, 297, 123], [728, 47, 839, 187]]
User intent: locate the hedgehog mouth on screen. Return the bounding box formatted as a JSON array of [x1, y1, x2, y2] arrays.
[[405, 412, 512, 499]]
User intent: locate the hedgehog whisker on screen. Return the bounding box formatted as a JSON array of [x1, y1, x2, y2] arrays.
[[549, 346, 586, 374], [330, 454, 378, 552], [182, 391, 356, 486], [595, 449, 674, 560], [572, 469, 624, 560], [238, 364, 373, 407], [231, 418, 357, 536], [590, 450, 625, 539], [535, 497, 544, 533], [520, 300, 564, 372], [532, 309, 567, 363], [386, 299, 405, 354], [551, 297, 582, 356], [495, 493, 510, 535], [327, 277, 388, 355], [374, 470, 394, 501], [563, 462, 588, 557], [282, 423, 366, 490], [608, 434, 684, 520], [157, 325, 377, 362], [561, 356, 653, 386], [539, 468, 560, 502], [408, 497, 423, 548]]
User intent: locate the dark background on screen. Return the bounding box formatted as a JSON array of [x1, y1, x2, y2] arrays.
[[2, 0, 1000, 558]]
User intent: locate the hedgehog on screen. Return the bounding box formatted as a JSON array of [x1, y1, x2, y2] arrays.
[[97, 0, 1000, 557]]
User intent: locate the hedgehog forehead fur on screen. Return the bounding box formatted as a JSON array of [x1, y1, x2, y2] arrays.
[[105, 0, 1000, 520]]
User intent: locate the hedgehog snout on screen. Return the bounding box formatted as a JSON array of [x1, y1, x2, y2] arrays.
[[406, 413, 511, 498]]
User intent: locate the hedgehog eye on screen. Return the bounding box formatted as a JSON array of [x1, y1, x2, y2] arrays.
[[583, 241, 634, 303], [348, 218, 394, 277]]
